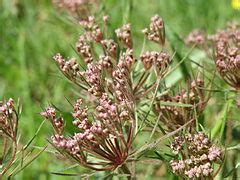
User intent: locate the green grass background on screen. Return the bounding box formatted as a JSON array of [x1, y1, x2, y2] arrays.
[[0, 0, 240, 179]]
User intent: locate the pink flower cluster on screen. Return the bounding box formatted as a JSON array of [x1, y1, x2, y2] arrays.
[[0, 98, 14, 115], [140, 51, 170, 72], [210, 23, 240, 89], [0, 98, 16, 138], [142, 14, 165, 45], [170, 132, 222, 179], [85, 63, 102, 96], [115, 24, 132, 48], [41, 91, 133, 170], [44, 14, 173, 172], [53, 53, 80, 81], [52, 0, 98, 20], [185, 30, 205, 46]]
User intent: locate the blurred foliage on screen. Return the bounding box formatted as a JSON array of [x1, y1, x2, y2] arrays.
[[0, 0, 239, 179]]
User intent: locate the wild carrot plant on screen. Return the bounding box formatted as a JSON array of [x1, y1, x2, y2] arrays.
[[41, 13, 238, 179], [41, 15, 176, 178]]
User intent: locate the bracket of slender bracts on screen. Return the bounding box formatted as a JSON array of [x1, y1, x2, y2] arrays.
[[169, 132, 223, 179]]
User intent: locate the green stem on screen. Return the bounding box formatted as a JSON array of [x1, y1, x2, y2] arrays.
[[120, 163, 132, 180], [236, 90, 240, 108]]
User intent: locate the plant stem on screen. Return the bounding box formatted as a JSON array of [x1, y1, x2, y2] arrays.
[[120, 163, 132, 180], [1, 139, 17, 176], [236, 90, 240, 108]]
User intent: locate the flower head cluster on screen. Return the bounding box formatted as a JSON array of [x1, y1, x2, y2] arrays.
[[0, 98, 17, 139], [210, 24, 240, 90], [101, 39, 117, 58], [43, 15, 171, 171], [0, 98, 28, 177], [170, 132, 222, 179], [153, 79, 205, 131], [52, 0, 98, 20], [185, 29, 205, 46], [142, 14, 165, 45], [79, 16, 103, 42], [41, 93, 133, 170], [40, 107, 64, 135], [115, 24, 133, 48], [140, 51, 171, 73], [53, 53, 80, 81]]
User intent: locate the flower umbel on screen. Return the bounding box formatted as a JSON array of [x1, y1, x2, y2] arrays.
[[169, 132, 223, 179], [210, 23, 240, 90], [43, 15, 172, 173]]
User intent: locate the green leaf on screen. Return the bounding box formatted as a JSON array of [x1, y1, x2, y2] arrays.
[[8, 146, 47, 178], [223, 163, 240, 178], [23, 119, 46, 150], [165, 24, 191, 80], [211, 98, 233, 140]]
